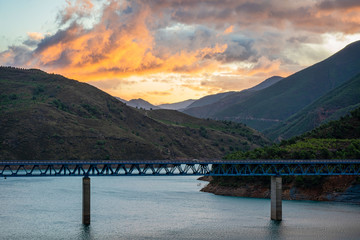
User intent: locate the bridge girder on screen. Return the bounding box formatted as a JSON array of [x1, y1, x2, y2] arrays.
[[0, 160, 359, 177]]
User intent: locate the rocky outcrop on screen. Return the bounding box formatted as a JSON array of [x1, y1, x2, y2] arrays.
[[200, 176, 360, 203], [332, 185, 360, 203]]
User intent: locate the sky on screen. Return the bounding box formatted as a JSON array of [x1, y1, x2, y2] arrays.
[[1, 0, 360, 104]]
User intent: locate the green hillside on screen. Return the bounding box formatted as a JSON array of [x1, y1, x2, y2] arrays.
[[204, 108, 360, 198], [213, 41, 360, 131], [0, 67, 270, 160], [265, 73, 360, 141], [227, 107, 360, 160], [145, 109, 268, 147]]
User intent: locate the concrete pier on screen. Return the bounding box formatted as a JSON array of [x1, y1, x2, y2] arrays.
[[82, 176, 90, 225], [271, 176, 282, 221]]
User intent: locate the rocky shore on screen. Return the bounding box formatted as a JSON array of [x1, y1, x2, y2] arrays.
[[199, 176, 360, 203]]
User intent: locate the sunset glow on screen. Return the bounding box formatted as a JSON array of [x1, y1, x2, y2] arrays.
[[1, 0, 360, 104]]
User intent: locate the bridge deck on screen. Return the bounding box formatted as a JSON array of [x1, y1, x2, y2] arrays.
[[1, 159, 359, 177], [1, 159, 360, 165]]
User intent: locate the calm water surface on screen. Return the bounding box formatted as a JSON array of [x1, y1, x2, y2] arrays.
[[0, 176, 359, 240]]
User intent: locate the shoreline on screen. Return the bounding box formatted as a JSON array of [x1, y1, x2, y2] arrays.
[[199, 176, 360, 203]]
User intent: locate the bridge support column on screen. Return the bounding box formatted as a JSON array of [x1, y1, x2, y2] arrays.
[[271, 176, 282, 221], [83, 176, 90, 225]]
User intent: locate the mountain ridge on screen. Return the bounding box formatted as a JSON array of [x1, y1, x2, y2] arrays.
[[215, 41, 360, 130], [184, 40, 360, 134], [183, 76, 284, 118], [158, 99, 196, 110], [116, 98, 160, 110]]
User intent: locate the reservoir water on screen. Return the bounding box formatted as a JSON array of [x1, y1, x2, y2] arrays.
[[0, 176, 359, 240]]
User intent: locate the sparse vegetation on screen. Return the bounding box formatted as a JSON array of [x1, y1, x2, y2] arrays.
[[0, 67, 270, 160], [266, 73, 360, 140]]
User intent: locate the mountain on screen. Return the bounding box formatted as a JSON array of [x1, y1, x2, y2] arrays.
[[183, 76, 283, 118], [115, 97, 128, 103], [265, 73, 360, 141], [118, 98, 195, 111], [184, 41, 360, 133], [116, 97, 160, 110], [119, 75, 283, 114], [126, 98, 160, 110], [210, 41, 360, 131], [185, 91, 236, 109], [158, 99, 196, 110], [0, 67, 270, 160]]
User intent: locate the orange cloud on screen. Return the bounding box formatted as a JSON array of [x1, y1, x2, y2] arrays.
[[23, 1, 227, 83], [181, 83, 207, 92], [146, 91, 172, 96], [224, 25, 234, 34]]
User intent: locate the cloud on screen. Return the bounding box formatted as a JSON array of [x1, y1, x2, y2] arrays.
[[181, 83, 207, 92], [27, 32, 44, 41], [2, 1, 360, 72], [201, 75, 252, 91], [58, 0, 94, 26], [224, 25, 234, 34], [146, 91, 172, 96], [0, 45, 33, 67], [237, 56, 282, 76], [1, 0, 359, 103], [1, 0, 229, 82], [216, 38, 257, 63], [151, 0, 360, 34]]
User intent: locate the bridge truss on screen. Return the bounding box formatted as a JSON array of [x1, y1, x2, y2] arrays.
[[1, 160, 359, 177]]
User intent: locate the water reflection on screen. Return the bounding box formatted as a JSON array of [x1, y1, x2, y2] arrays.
[[78, 225, 92, 240], [266, 220, 284, 239]]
